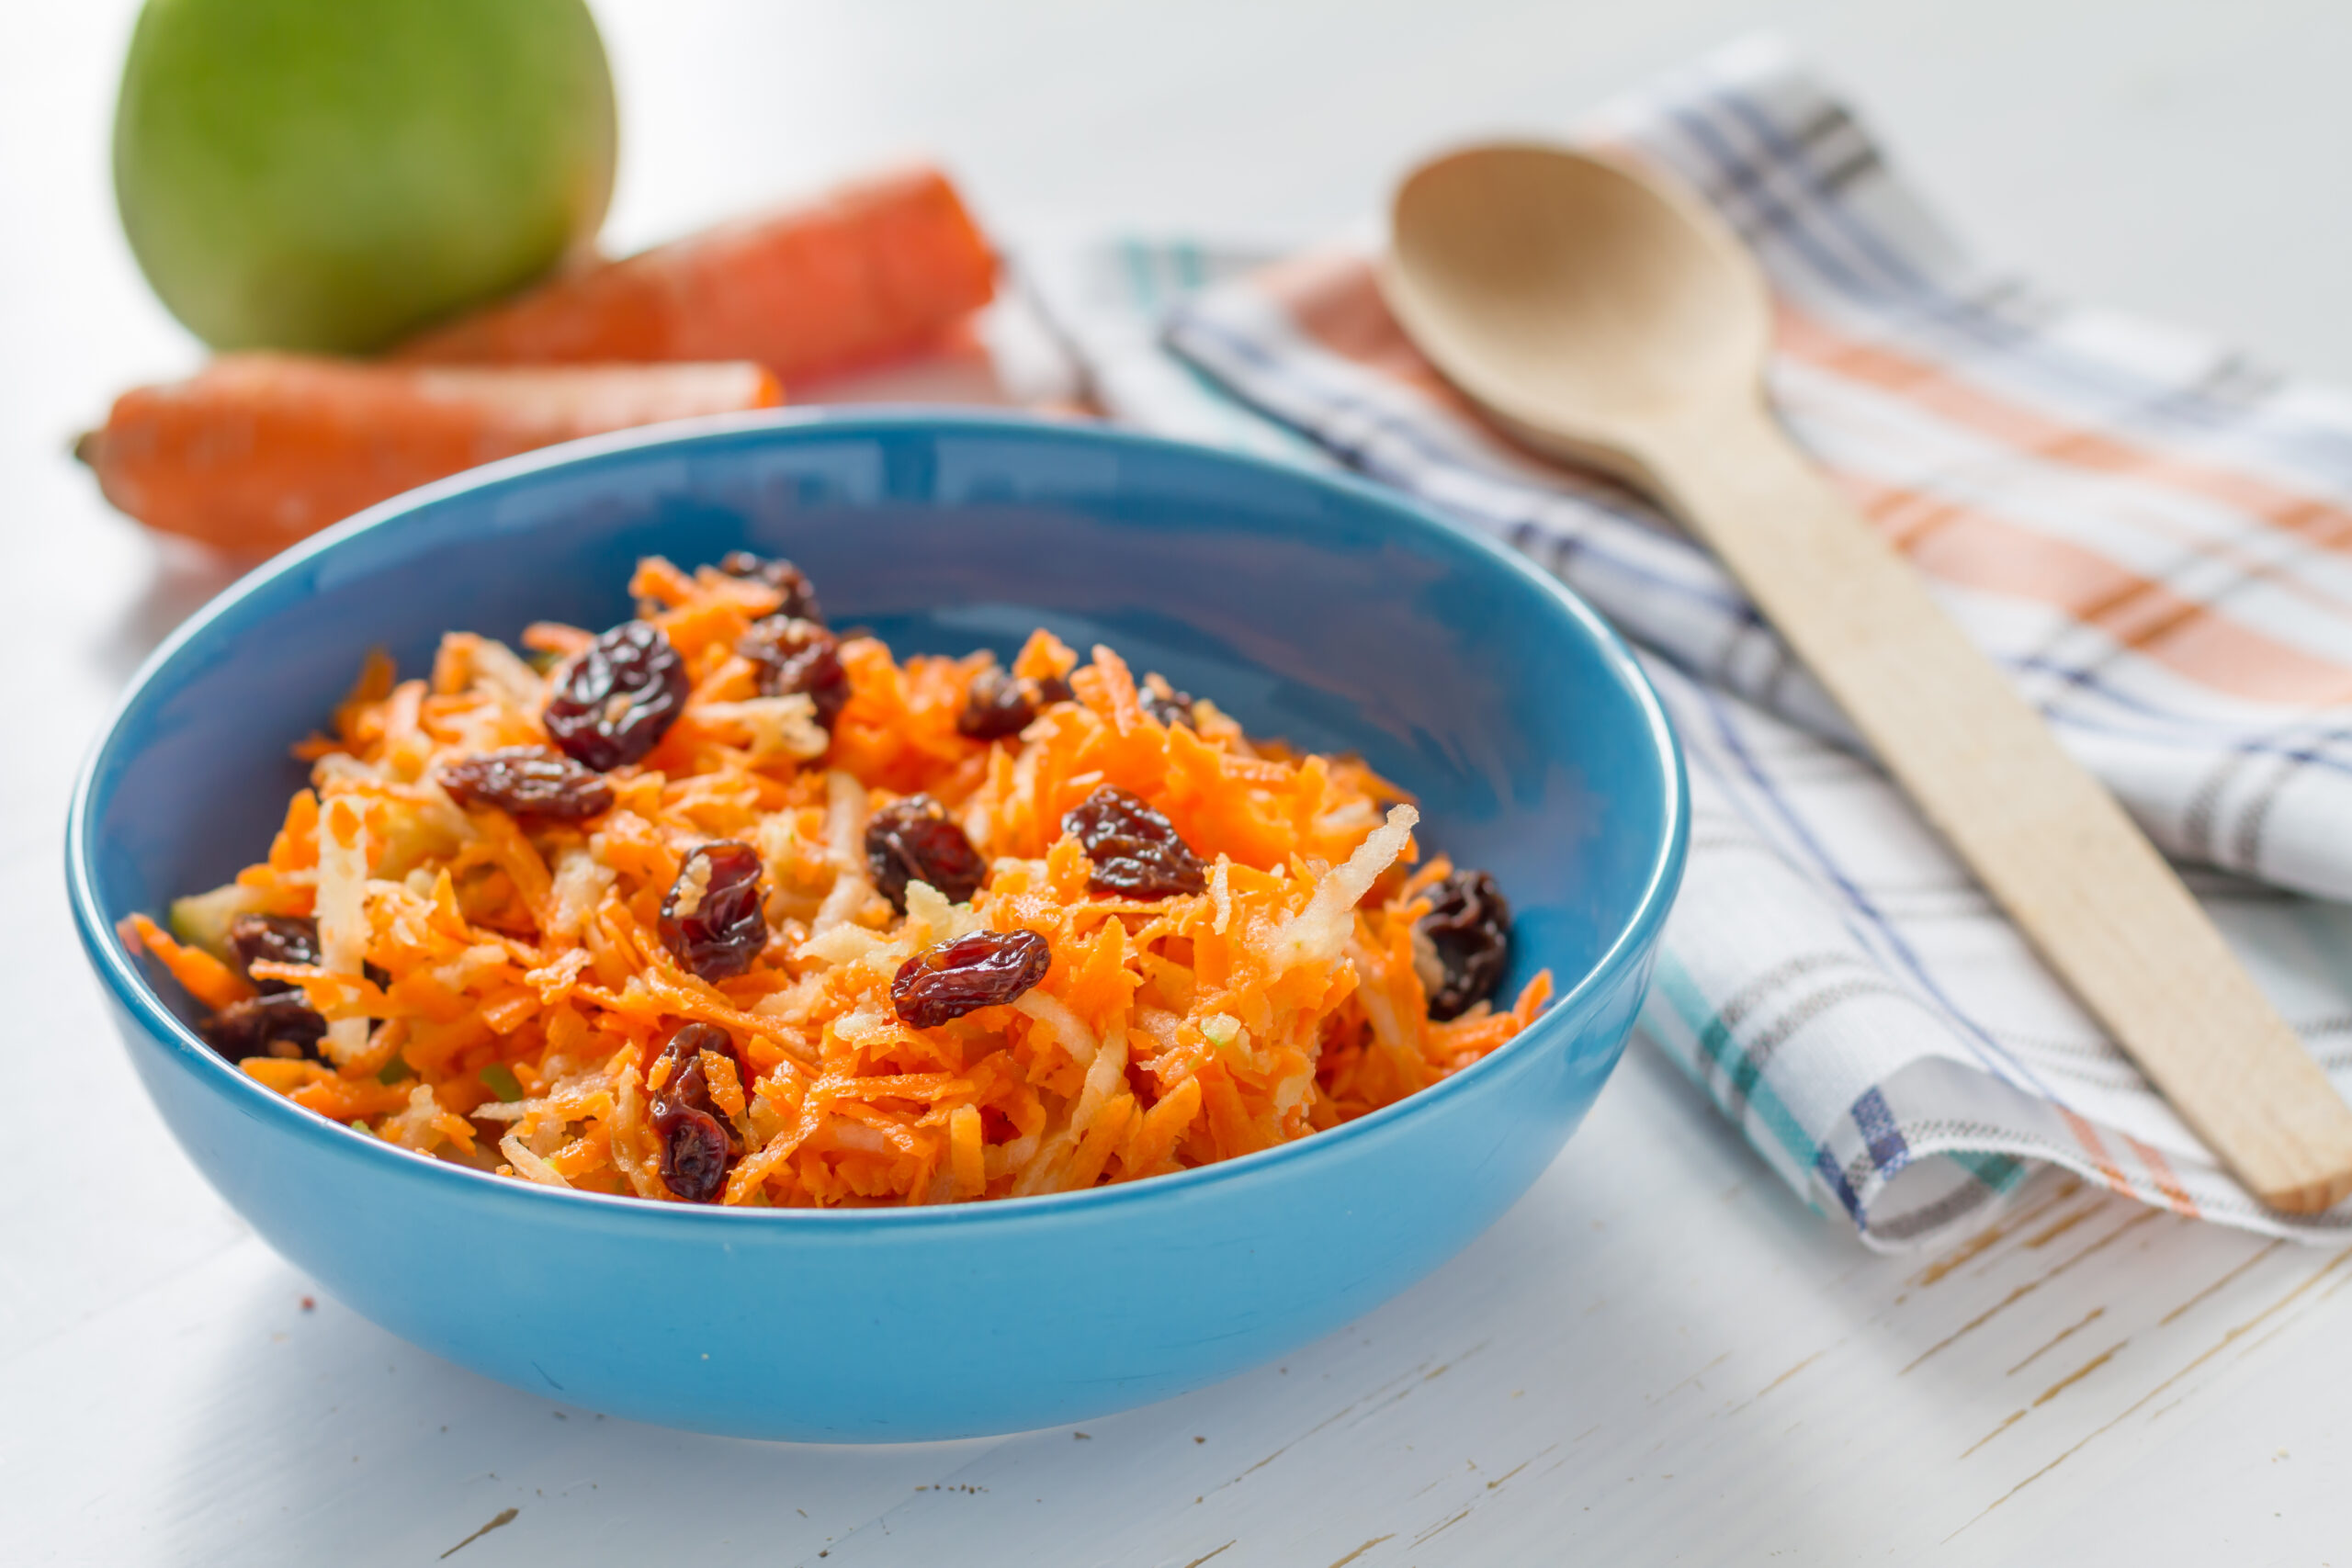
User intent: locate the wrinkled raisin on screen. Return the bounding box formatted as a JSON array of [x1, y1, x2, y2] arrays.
[[1062, 785, 1207, 898], [659, 841, 768, 981], [650, 1021, 746, 1203], [203, 991, 327, 1062], [956, 666, 1072, 741], [437, 746, 615, 819], [1419, 869, 1511, 1021], [738, 615, 851, 729], [957, 669, 1031, 739], [228, 914, 320, 993], [892, 929, 1053, 1028], [543, 621, 690, 772], [656, 1104, 730, 1202], [718, 551, 825, 625], [653, 1021, 749, 1104], [1139, 679, 1196, 730], [865, 795, 987, 912]]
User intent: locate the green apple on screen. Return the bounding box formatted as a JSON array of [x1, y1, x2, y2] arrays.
[[113, 0, 617, 353]]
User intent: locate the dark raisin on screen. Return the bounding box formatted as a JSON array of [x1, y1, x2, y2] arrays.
[[659, 841, 768, 981], [956, 668, 1032, 740], [650, 1022, 745, 1130], [1419, 870, 1512, 1021], [203, 991, 327, 1062], [957, 665, 1071, 741], [227, 913, 320, 993], [655, 1103, 730, 1201], [738, 615, 851, 730], [892, 929, 1053, 1029], [1139, 680, 1196, 730], [865, 795, 987, 912], [650, 1021, 746, 1202], [543, 621, 690, 772], [1062, 785, 1208, 898], [718, 551, 824, 625], [437, 746, 615, 819], [653, 1021, 749, 1107]]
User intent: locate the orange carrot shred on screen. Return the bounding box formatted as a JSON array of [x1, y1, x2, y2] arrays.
[[122, 913, 254, 1012]]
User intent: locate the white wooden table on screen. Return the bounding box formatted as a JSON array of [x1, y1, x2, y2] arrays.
[[9, 2, 2352, 1561]]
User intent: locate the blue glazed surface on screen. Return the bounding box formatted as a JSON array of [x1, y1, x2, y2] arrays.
[[67, 410, 1686, 1441]]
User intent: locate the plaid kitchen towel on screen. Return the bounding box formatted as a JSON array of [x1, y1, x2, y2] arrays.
[[1016, 35, 2352, 1248]]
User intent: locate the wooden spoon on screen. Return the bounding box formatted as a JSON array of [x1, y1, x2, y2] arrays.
[[1382, 142, 2352, 1213]]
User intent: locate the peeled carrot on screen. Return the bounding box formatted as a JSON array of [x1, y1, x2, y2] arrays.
[[393, 164, 997, 384], [76, 355, 782, 554]]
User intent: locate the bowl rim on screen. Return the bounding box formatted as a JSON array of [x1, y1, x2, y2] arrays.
[[67, 406, 1688, 1232]]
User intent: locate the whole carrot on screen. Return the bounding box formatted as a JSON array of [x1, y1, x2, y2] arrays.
[[77, 355, 782, 554], [393, 164, 997, 384]]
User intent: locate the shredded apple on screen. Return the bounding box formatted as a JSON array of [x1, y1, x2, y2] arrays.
[[123, 553, 1549, 1206]]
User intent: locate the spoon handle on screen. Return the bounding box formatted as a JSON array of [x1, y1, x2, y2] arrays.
[[1645, 402, 2352, 1213]]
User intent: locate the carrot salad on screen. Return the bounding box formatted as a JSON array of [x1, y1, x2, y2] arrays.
[[125, 552, 1547, 1207]]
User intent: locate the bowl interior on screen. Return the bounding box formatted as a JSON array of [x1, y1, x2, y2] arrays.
[[81, 412, 1678, 1080]]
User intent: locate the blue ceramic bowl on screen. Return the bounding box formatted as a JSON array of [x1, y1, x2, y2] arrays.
[[69, 411, 1684, 1441]]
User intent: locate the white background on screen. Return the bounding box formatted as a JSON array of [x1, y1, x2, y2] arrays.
[[6, 1, 2352, 1562]]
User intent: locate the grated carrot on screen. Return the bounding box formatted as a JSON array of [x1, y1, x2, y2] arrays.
[[121, 913, 254, 1013], [132, 554, 1552, 1205]]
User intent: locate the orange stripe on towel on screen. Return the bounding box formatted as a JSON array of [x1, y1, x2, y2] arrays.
[[2120, 1133, 2201, 1219], [1245, 254, 2352, 709]]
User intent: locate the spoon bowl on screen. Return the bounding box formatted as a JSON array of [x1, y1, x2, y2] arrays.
[[1383, 144, 1768, 479]]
